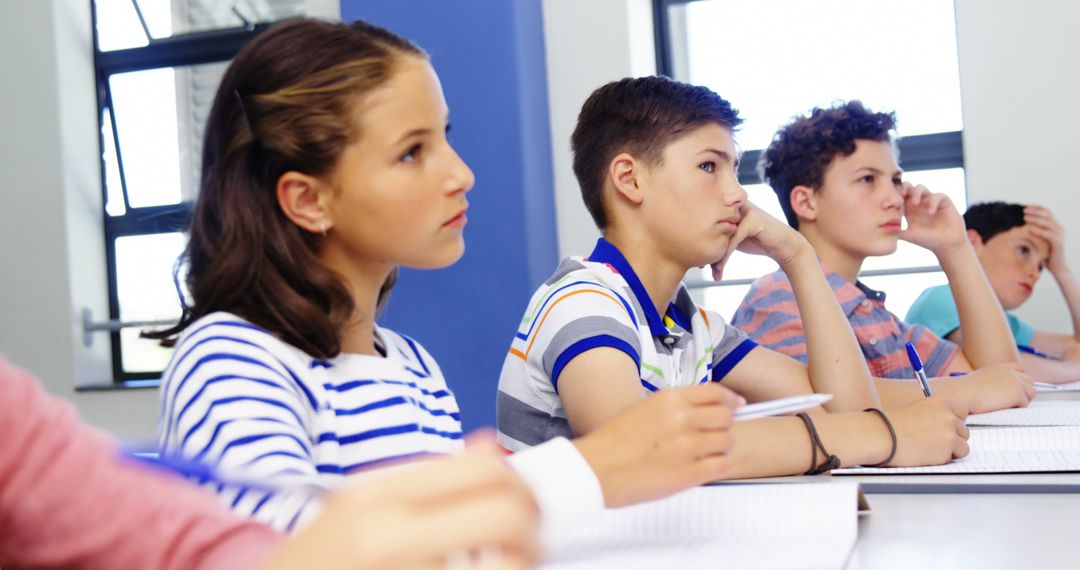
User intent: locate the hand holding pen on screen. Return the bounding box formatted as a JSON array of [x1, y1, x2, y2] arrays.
[[905, 342, 1035, 399]]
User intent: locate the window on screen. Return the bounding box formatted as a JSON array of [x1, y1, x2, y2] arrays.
[[654, 0, 966, 321], [92, 0, 304, 382]]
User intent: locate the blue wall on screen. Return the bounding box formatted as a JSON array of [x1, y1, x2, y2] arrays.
[[341, 1, 559, 431]]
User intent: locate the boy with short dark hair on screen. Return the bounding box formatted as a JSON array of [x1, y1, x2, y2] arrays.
[[497, 79, 969, 479], [907, 202, 1080, 382], [733, 101, 1034, 410]]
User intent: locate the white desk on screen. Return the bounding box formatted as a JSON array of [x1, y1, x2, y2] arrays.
[[846, 392, 1080, 569], [730, 472, 1080, 569], [849, 492, 1080, 569], [709, 394, 1080, 568], [734, 389, 1080, 569]]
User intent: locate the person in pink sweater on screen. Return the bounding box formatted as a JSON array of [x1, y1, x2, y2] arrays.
[[0, 355, 539, 569]]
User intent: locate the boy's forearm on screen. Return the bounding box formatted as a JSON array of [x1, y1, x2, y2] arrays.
[[937, 241, 1019, 366], [1050, 267, 1080, 341], [873, 377, 925, 409], [780, 248, 879, 410], [724, 414, 889, 479], [875, 376, 960, 409], [1018, 352, 1080, 383]]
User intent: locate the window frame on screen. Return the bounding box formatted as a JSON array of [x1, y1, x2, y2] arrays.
[[652, 0, 967, 294], [91, 2, 273, 382]]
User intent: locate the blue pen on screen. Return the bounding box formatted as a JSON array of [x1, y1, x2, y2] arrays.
[[122, 448, 329, 497], [905, 342, 934, 397], [1018, 344, 1063, 361]]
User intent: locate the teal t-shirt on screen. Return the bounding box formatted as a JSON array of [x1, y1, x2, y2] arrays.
[[905, 284, 1035, 345]]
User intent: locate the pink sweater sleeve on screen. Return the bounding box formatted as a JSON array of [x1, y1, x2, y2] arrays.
[[0, 357, 284, 570]]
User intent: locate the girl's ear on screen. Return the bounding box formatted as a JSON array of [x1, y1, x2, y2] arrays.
[[277, 171, 332, 235], [789, 185, 818, 224], [608, 153, 644, 205]]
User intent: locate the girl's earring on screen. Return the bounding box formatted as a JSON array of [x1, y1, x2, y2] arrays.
[[320, 223, 327, 238]]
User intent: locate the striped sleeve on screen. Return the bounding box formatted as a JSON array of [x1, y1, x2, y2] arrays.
[[158, 319, 324, 532], [523, 282, 642, 392], [899, 319, 959, 378], [708, 311, 758, 381], [731, 274, 809, 363]]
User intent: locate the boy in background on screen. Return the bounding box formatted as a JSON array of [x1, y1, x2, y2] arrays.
[[907, 202, 1080, 382], [733, 101, 1034, 411]]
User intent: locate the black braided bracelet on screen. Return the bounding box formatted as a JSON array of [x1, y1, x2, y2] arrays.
[[796, 412, 841, 475], [863, 407, 898, 467]]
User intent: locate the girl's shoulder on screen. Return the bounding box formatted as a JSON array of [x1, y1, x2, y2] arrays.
[[169, 311, 312, 372], [373, 325, 444, 380], [178, 312, 286, 349]]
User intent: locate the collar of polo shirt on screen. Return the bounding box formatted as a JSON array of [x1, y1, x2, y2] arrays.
[[854, 281, 887, 303], [817, 259, 888, 316], [586, 238, 695, 339]]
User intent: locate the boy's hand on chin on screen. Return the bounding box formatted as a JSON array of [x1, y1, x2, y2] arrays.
[[899, 182, 967, 254], [711, 202, 809, 280]]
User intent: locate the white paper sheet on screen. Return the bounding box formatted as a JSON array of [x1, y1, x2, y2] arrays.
[[834, 426, 1080, 475], [542, 483, 859, 569], [967, 401, 1080, 426], [1038, 380, 1080, 393]]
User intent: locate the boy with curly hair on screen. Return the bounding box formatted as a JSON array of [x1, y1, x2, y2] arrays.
[[733, 101, 1034, 411]]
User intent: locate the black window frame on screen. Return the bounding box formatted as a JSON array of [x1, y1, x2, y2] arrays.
[[91, 2, 272, 382]]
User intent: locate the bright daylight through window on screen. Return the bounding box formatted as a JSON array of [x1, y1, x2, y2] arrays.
[[655, 0, 965, 320], [93, 0, 304, 381]]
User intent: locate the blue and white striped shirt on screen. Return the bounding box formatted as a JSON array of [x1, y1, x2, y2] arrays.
[[157, 312, 463, 531]]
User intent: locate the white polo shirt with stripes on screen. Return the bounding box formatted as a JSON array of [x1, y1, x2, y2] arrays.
[[497, 238, 757, 451]]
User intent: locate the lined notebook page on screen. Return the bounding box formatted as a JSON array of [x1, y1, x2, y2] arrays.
[[968, 401, 1080, 426], [543, 483, 859, 569], [834, 426, 1080, 475], [1038, 380, 1080, 393]]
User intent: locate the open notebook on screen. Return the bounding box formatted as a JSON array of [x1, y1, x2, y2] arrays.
[[834, 426, 1080, 475], [967, 401, 1080, 426], [542, 482, 860, 569]]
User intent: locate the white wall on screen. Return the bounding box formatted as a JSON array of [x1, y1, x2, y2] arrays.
[[305, 0, 341, 20], [542, 0, 656, 259], [542, 0, 1080, 333], [955, 0, 1080, 331]]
